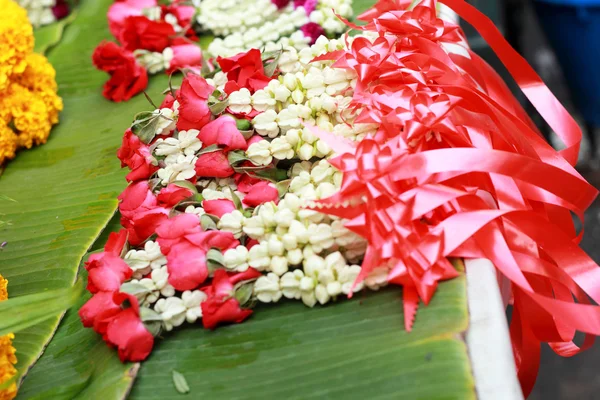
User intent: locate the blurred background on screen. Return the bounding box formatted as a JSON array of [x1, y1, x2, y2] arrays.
[[464, 1, 600, 398]]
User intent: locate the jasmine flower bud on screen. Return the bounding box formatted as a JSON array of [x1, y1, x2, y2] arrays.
[[270, 256, 289, 276]]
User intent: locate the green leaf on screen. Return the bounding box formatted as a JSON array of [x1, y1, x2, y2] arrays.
[[128, 277, 473, 399], [172, 181, 198, 194], [33, 12, 78, 55], [171, 371, 190, 395], [0, 0, 173, 385], [16, 268, 139, 400], [120, 282, 152, 297], [0, 280, 82, 337]]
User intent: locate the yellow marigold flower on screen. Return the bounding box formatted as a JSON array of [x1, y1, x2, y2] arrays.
[[0, 275, 17, 400], [0, 0, 62, 165], [0, 127, 18, 165], [0, 0, 34, 92]]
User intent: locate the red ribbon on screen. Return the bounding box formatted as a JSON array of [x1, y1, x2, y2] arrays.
[[312, 0, 600, 396]]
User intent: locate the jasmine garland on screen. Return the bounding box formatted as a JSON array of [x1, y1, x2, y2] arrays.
[[92, 0, 353, 102]]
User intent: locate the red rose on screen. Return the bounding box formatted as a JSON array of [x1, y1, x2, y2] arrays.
[[85, 230, 132, 293], [160, 93, 177, 109], [234, 173, 262, 193], [79, 291, 122, 335], [195, 150, 234, 178], [242, 181, 279, 207], [168, 44, 203, 74], [105, 293, 154, 362], [119, 16, 175, 52], [156, 214, 239, 290], [217, 49, 272, 94], [93, 41, 130, 73], [118, 181, 157, 219], [201, 269, 262, 330], [176, 74, 214, 131], [198, 115, 247, 150], [117, 129, 158, 182], [117, 182, 169, 246], [202, 199, 236, 218], [157, 183, 194, 207], [104, 59, 148, 102], [107, 0, 156, 37]]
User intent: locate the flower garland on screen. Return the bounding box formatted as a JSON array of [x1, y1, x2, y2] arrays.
[[0, 275, 17, 400], [93, 0, 353, 101], [16, 0, 70, 27], [0, 0, 63, 165], [81, 0, 600, 396]]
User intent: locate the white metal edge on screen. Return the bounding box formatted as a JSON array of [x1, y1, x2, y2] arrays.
[[465, 259, 524, 400]]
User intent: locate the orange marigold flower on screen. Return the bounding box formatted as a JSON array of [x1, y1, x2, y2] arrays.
[[0, 0, 62, 165], [0, 274, 17, 400]]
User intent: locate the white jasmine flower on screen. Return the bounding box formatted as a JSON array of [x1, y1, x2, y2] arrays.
[[254, 273, 282, 303], [223, 245, 250, 271], [308, 223, 335, 252], [243, 215, 265, 239], [246, 140, 273, 166], [288, 219, 309, 244], [270, 256, 289, 276], [155, 130, 202, 157], [287, 248, 304, 265], [248, 242, 271, 270], [270, 137, 294, 160], [218, 210, 245, 238], [228, 88, 253, 114], [298, 143, 314, 161], [154, 296, 187, 331], [157, 154, 198, 185], [280, 269, 303, 299], [253, 109, 279, 137], [125, 240, 167, 276], [185, 205, 206, 219], [182, 290, 207, 323], [252, 90, 276, 112]]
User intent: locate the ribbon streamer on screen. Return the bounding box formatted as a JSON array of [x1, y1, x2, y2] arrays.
[[312, 0, 600, 395]]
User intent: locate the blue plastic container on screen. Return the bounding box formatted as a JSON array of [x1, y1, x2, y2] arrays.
[[534, 0, 600, 125]]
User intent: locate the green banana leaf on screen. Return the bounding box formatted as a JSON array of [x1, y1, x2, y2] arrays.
[[0, 0, 169, 386], [4, 0, 476, 398]]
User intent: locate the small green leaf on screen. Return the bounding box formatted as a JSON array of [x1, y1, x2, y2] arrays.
[[263, 48, 282, 77], [239, 129, 254, 140], [197, 144, 221, 156], [253, 167, 289, 182], [173, 180, 199, 194], [120, 282, 152, 297], [144, 320, 163, 337], [131, 111, 161, 144], [140, 307, 164, 322], [275, 179, 291, 196], [228, 150, 250, 166], [206, 248, 225, 270], [233, 282, 255, 306], [200, 214, 218, 231], [229, 187, 243, 211], [208, 99, 229, 115], [172, 370, 190, 394]]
